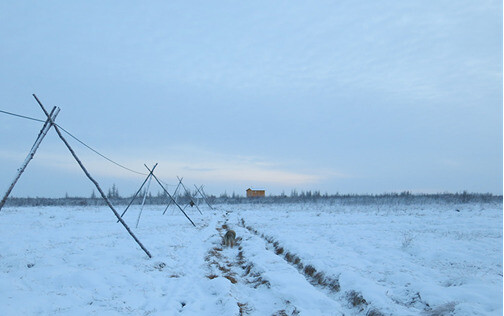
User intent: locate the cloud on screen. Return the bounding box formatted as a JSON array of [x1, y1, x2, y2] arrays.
[[0, 145, 343, 187], [136, 147, 331, 186], [181, 164, 323, 186]]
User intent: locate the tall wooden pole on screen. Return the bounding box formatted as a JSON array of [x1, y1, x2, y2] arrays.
[[0, 107, 59, 211], [33, 94, 152, 258]]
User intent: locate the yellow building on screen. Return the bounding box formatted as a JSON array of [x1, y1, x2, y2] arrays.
[[246, 188, 265, 198]]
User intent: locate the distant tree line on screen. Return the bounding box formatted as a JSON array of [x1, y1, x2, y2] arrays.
[[215, 190, 501, 205], [2, 187, 501, 207]]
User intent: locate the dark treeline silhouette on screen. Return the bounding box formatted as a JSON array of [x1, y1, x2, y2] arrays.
[[3, 190, 501, 207], [215, 190, 501, 205]]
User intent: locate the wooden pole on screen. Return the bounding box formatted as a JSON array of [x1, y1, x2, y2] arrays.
[[199, 186, 215, 211], [194, 184, 214, 210], [135, 166, 154, 228], [29, 107, 57, 152], [177, 176, 202, 215], [118, 163, 158, 222], [0, 106, 59, 211], [144, 165, 196, 227], [162, 178, 181, 215], [200, 186, 212, 205], [32, 94, 152, 259]]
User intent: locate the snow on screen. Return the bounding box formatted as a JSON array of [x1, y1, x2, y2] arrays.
[[0, 200, 501, 315]]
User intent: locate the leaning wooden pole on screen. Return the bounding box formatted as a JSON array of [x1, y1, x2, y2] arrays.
[[30, 107, 57, 152], [145, 165, 196, 227], [200, 187, 213, 206], [0, 106, 59, 211], [162, 178, 181, 215], [118, 163, 158, 222], [194, 184, 214, 210], [135, 166, 154, 228], [177, 176, 202, 215], [32, 94, 152, 258]]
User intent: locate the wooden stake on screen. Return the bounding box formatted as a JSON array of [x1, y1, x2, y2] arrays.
[[33, 94, 152, 259], [0, 106, 59, 211]]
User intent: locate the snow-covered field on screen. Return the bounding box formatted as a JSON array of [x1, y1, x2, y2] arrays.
[[0, 201, 501, 315]]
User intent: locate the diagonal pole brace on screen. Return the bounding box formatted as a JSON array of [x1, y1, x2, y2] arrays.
[[162, 177, 181, 215], [177, 176, 202, 215], [33, 94, 152, 259], [145, 165, 196, 227], [0, 106, 60, 211], [118, 163, 158, 222], [136, 164, 155, 228], [194, 184, 214, 210]]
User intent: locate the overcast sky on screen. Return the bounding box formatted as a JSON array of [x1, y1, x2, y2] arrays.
[[0, 1, 502, 198]]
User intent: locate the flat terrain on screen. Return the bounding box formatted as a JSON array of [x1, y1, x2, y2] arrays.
[[0, 201, 501, 315]]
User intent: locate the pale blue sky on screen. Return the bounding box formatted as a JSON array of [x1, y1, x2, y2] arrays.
[[0, 1, 502, 197]]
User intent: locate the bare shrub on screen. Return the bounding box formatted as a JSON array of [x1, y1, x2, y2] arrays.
[[237, 251, 245, 265], [238, 302, 251, 315], [207, 248, 222, 259], [275, 247, 284, 255], [327, 277, 341, 292], [304, 265, 316, 277], [284, 252, 294, 263], [314, 272, 326, 286], [242, 263, 253, 276], [217, 264, 230, 273], [251, 276, 271, 288], [347, 290, 367, 308], [224, 275, 237, 284], [296, 261, 304, 270]]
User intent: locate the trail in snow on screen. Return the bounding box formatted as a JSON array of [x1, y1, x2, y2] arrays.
[[203, 209, 346, 315]]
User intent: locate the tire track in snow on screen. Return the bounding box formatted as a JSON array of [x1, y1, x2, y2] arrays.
[[204, 214, 280, 315], [203, 210, 346, 315], [239, 215, 450, 315], [239, 217, 386, 316]]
